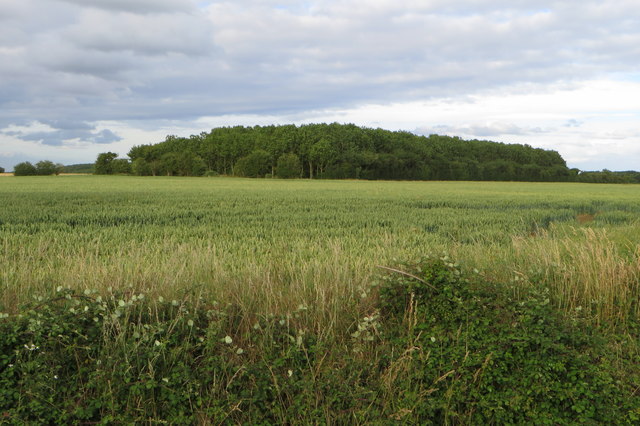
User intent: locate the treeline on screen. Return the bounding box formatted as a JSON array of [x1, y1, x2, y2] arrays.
[[116, 123, 574, 182], [575, 170, 640, 184], [13, 160, 65, 176], [63, 163, 95, 174]]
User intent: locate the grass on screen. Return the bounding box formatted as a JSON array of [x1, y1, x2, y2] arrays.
[[1, 176, 639, 331], [1, 175, 639, 422]]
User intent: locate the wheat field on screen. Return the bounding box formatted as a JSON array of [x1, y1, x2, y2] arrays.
[[1, 175, 638, 332]]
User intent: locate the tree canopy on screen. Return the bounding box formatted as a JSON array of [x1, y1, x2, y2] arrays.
[[125, 123, 575, 182], [14, 160, 63, 176]]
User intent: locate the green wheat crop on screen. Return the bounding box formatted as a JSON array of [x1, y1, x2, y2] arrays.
[[1, 176, 638, 333]]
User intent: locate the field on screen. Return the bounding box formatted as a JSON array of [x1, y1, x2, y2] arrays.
[[1, 176, 639, 423]]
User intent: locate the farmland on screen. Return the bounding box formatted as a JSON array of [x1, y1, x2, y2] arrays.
[[1, 176, 639, 423]]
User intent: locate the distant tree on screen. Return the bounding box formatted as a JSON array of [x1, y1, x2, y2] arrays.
[[35, 160, 59, 176], [95, 152, 118, 175], [234, 149, 271, 178], [309, 138, 335, 177], [63, 163, 95, 174], [0, 166, 4, 173], [13, 162, 37, 176], [276, 153, 302, 178], [111, 159, 131, 174], [131, 159, 152, 176], [119, 123, 578, 182]]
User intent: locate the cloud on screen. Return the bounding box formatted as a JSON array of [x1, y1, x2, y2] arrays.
[[417, 123, 548, 138], [54, 0, 196, 14], [1, 0, 640, 170], [65, 9, 216, 57], [1, 121, 122, 146]]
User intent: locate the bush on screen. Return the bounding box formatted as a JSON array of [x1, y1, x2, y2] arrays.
[[35, 160, 63, 176], [13, 162, 37, 176], [234, 149, 271, 178], [0, 261, 636, 423], [111, 159, 131, 174], [376, 257, 637, 424], [276, 153, 301, 179], [131, 158, 152, 176]]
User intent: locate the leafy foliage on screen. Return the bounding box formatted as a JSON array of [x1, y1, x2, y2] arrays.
[[127, 123, 573, 181], [1, 260, 637, 423], [234, 149, 272, 178], [94, 152, 118, 175], [13, 160, 63, 176], [276, 152, 302, 178], [13, 162, 38, 176], [377, 257, 639, 423], [62, 163, 95, 174]]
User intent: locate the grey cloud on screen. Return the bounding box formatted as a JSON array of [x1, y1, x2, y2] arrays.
[[65, 10, 216, 57], [54, 0, 195, 14], [2, 0, 640, 140], [2, 121, 122, 146]]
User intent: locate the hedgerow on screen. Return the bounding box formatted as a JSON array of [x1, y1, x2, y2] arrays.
[[1, 258, 637, 423]]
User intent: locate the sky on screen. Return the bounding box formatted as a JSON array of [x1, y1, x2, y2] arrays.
[[1, 0, 639, 171]]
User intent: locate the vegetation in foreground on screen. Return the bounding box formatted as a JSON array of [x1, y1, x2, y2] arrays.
[[0, 176, 638, 422], [1, 258, 637, 423]]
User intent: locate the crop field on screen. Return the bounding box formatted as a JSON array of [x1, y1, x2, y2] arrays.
[[1, 176, 639, 423], [2, 176, 639, 325]]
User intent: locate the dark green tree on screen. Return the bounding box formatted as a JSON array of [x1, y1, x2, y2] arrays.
[[35, 160, 59, 176], [0, 166, 5, 173], [276, 153, 302, 178], [95, 152, 118, 175], [131, 158, 152, 176], [235, 149, 271, 178], [13, 162, 37, 176], [111, 159, 131, 174]]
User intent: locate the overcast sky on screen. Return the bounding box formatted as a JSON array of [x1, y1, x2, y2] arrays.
[[1, 0, 639, 171]]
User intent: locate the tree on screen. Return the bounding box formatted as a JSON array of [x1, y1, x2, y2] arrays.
[[14, 162, 38, 176], [111, 159, 131, 174], [234, 149, 271, 178], [310, 138, 335, 178], [276, 153, 302, 178], [95, 152, 118, 175], [0, 166, 5, 173], [131, 159, 152, 176], [35, 160, 59, 176]]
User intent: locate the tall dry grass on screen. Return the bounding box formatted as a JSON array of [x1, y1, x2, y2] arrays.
[[458, 226, 640, 328]]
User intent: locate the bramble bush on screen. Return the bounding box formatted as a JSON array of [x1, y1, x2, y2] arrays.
[[0, 259, 638, 423]]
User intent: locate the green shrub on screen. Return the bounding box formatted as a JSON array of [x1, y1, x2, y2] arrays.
[[13, 162, 37, 176], [0, 262, 637, 423], [234, 149, 271, 178], [377, 256, 638, 424], [276, 153, 302, 179]]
